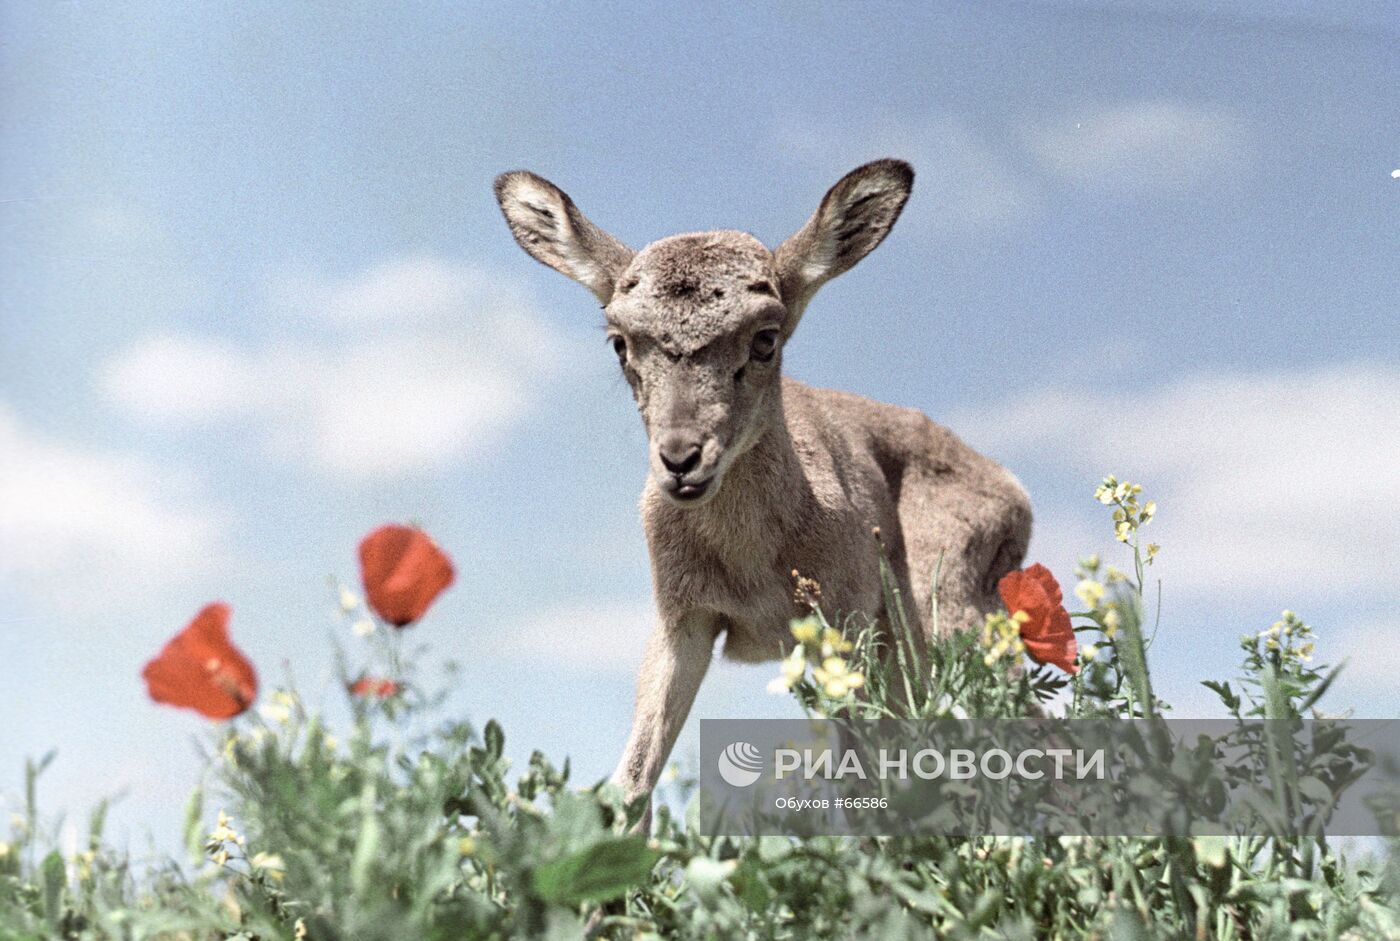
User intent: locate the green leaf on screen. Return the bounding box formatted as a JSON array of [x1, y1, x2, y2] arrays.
[[350, 782, 382, 895], [484, 720, 505, 760], [1298, 663, 1343, 713], [543, 910, 588, 941], [41, 849, 65, 924], [731, 859, 772, 911], [25, 751, 56, 824], [756, 835, 793, 862], [87, 798, 108, 850], [682, 855, 736, 897], [1201, 680, 1239, 710], [1297, 776, 1334, 805], [1108, 906, 1150, 941], [182, 785, 205, 861], [532, 836, 659, 905], [1192, 835, 1229, 869]]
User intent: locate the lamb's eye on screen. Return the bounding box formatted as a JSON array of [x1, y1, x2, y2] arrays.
[[750, 329, 779, 363], [609, 335, 627, 363]]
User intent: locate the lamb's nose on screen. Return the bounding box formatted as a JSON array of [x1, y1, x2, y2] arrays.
[[657, 433, 702, 475]]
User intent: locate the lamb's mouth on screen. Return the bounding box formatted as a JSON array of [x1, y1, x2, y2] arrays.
[[661, 474, 716, 504]]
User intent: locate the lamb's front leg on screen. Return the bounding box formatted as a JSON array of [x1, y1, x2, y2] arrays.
[[610, 610, 719, 827]]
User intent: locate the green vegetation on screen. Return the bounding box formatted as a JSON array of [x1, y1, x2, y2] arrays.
[[4, 479, 1399, 939]]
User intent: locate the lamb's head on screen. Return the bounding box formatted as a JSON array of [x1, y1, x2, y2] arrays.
[[493, 159, 913, 507]]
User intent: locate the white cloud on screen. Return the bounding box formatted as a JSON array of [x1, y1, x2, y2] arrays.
[[100, 335, 259, 424], [0, 404, 228, 613], [776, 101, 1249, 236], [1332, 620, 1400, 687], [496, 600, 656, 671], [948, 361, 1400, 601], [273, 255, 538, 326], [870, 117, 1038, 230], [100, 256, 568, 480], [1022, 101, 1250, 189], [777, 115, 1037, 232]]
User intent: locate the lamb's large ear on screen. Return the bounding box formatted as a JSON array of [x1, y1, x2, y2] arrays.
[[493, 171, 634, 305], [774, 159, 913, 331]]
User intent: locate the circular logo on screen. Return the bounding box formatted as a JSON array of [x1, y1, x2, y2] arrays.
[[717, 741, 763, 787]]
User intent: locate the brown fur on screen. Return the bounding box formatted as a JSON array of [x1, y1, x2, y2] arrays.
[[494, 160, 1032, 809]]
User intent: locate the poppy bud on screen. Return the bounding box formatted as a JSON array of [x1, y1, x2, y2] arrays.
[[358, 524, 455, 627], [142, 603, 258, 719]]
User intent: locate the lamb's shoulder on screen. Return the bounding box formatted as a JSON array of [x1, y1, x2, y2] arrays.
[[783, 377, 967, 469], [780, 378, 889, 504], [781, 377, 1028, 510]]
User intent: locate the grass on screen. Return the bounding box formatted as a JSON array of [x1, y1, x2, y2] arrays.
[[3, 476, 1399, 940]]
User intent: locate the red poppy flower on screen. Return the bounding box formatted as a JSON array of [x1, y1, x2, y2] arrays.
[[142, 603, 258, 719], [998, 563, 1078, 674], [349, 676, 401, 699], [358, 524, 455, 627]]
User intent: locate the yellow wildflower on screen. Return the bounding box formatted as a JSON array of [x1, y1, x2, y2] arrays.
[[812, 656, 863, 697], [821, 627, 853, 656], [790, 618, 820, 645], [825, 672, 863, 698], [1074, 579, 1105, 609], [982, 611, 1026, 666], [783, 649, 806, 681], [209, 810, 245, 847], [251, 852, 285, 882], [767, 647, 807, 694], [457, 836, 476, 857], [258, 690, 297, 724]]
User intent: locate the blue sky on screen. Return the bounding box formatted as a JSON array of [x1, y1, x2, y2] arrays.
[[3, 1, 1398, 853]]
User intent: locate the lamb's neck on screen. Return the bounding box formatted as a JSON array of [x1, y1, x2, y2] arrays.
[[703, 411, 812, 541]]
